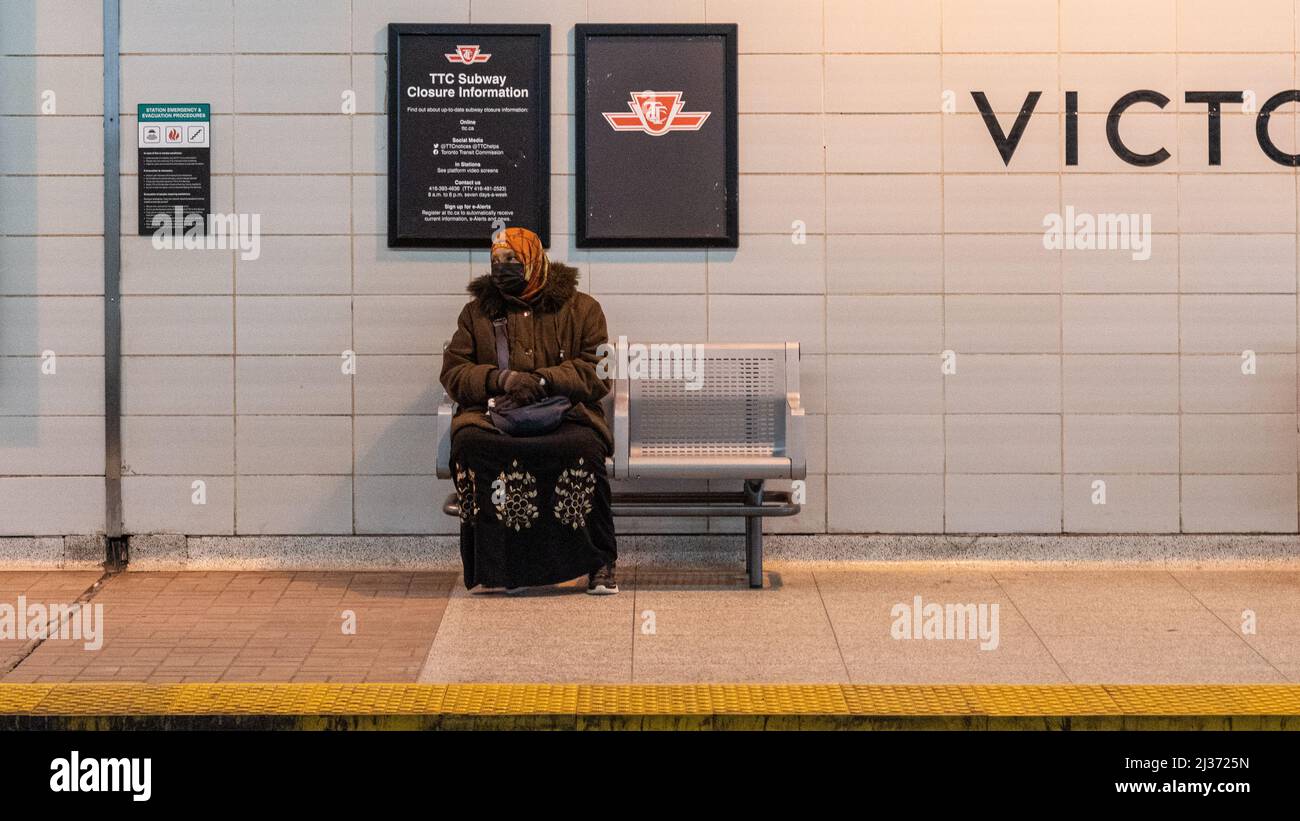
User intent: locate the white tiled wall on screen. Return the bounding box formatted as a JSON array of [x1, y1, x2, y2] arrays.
[[0, 0, 105, 535], [5, 1, 1300, 536]]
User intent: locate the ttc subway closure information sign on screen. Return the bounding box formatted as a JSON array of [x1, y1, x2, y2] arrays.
[[387, 24, 550, 248], [136, 103, 211, 236]]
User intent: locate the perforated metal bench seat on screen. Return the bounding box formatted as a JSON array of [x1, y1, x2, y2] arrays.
[[437, 341, 805, 588]]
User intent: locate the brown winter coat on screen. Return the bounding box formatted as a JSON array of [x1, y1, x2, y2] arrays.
[[439, 263, 612, 450]]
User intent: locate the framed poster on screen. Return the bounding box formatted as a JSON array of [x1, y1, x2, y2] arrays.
[[387, 24, 550, 248], [575, 24, 738, 248], [137, 103, 210, 236]]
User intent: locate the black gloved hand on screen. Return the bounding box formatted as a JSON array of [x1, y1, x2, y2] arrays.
[[495, 369, 545, 404]]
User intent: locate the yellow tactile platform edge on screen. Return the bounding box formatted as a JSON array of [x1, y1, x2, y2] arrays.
[[1, 684, 1299, 718]]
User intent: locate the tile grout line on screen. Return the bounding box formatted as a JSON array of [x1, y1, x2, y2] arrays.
[[809, 569, 852, 684], [1166, 569, 1294, 683], [989, 570, 1073, 684], [0, 567, 120, 679]]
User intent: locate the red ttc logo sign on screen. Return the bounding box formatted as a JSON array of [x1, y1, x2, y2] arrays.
[[602, 91, 710, 136], [445, 44, 490, 64]]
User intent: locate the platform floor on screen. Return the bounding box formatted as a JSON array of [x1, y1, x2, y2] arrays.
[[1, 563, 1297, 686]]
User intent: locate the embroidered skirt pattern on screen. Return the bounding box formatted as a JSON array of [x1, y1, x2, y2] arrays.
[[450, 422, 616, 589]]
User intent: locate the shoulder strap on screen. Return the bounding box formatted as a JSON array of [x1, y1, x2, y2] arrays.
[[491, 317, 509, 371]]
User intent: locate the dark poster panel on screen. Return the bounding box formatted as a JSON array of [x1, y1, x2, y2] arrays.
[[387, 24, 550, 248], [576, 24, 738, 248], [136, 103, 211, 236]]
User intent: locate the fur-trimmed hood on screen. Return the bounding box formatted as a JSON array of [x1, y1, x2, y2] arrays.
[[444, 260, 611, 449], [467, 262, 579, 316]]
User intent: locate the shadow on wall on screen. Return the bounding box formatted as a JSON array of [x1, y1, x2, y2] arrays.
[[1, 0, 40, 447], [347, 384, 449, 535]]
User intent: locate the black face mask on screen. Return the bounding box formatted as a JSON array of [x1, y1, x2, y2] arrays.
[[491, 260, 527, 295]]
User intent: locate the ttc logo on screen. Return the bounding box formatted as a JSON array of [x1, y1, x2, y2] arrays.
[[445, 44, 490, 63], [603, 91, 710, 136]]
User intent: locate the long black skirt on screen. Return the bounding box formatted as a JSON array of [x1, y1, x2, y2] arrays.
[[450, 421, 616, 590]]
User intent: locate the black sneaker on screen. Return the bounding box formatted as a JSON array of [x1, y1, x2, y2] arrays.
[[586, 562, 618, 595]]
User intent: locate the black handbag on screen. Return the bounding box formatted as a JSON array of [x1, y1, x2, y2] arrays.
[[487, 316, 571, 436]]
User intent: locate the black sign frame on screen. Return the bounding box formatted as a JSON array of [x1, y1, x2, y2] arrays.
[[136, 104, 212, 236], [575, 24, 738, 248], [387, 23, 551, 248]]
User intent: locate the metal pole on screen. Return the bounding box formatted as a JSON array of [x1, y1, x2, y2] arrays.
[[102, 0, 125, 563], [744, 480, 763, 588]]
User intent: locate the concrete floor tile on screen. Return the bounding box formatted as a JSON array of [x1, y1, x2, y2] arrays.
[[995, 571, 1200, 607], [815, 569, 1061, 682], [1059, 662, 1288, 684], [632, 661, 847, 684], [1167, 570, 1300, 651], [1019, 607, 1236, 637], [418, 584, 635, 683], [1169, 569, 1300, 600], [1040, 632, 1286, 683], [4, 565, 1299, 686], [847, 659, 1071, 684], [1239, 634, 1300, 666], [631, 568, 847, 683]]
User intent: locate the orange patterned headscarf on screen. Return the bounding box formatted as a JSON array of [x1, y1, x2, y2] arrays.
[[491, 227, 550, 303]]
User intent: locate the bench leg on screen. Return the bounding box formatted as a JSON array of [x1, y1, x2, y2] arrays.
[[744, 480, 763, 589]]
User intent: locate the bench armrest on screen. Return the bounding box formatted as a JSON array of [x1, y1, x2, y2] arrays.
[[783, 341, 806, 480], [785, 393, 806, 480], [613, 374, 630, 480], [435, 388, 456, 479]]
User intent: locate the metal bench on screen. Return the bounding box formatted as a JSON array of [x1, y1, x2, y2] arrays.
[[437, 341, 806, 588]]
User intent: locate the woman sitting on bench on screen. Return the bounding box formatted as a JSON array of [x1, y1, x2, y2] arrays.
[[439, 227, 618, 595]]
